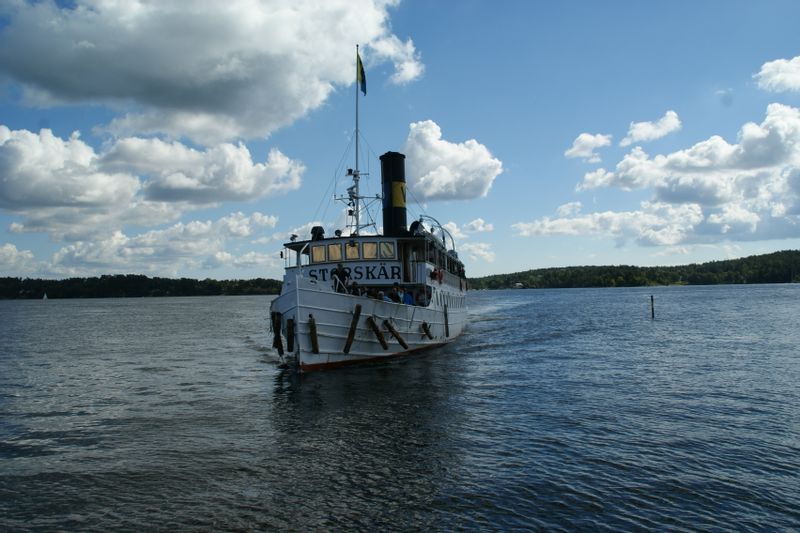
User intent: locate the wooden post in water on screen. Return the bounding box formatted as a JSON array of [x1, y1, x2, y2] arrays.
[[650, 295, 655, 320]]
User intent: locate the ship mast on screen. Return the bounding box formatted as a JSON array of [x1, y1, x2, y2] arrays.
[[351, 44, 362, 234], [341, 44, 376, 236]]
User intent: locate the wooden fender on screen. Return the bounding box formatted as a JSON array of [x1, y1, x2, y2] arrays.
[[366, 316, 389, 350], [271, 312, 284, 356], [308, 314, 320, 354], [286, 318, 295, 353], [383, 319, 409, 349], [421, 321, 433, 340], [343, 304, 362, 354]]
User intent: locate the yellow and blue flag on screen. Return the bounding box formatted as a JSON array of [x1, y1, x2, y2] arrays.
[[357, 52, 367, 95]]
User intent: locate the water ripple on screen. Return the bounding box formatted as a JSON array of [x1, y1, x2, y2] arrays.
[[1, 289, 799, 530]]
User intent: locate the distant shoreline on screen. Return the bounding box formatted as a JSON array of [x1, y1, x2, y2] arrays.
[[0, 276, 281, 300], [2, 249, 798, 299], [468, 250, 800, 290]]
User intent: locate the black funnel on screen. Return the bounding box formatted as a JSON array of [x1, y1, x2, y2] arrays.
[[380, 151, 408, 237]]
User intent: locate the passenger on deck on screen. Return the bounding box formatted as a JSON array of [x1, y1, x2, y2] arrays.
[[389, 283, 402, 303], [402, 289, 414, 305], [331, 263, 349, 293], [350, 281, 364, 296], [378, 291, 392, 303]]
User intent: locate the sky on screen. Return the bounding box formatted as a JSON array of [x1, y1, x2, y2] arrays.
[[2, 0, 800, 280]]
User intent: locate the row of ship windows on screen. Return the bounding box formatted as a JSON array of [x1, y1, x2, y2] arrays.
[[311, 241, 396, 263]]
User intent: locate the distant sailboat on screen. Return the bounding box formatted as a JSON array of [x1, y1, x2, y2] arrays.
[[42, 292, 48, 300]]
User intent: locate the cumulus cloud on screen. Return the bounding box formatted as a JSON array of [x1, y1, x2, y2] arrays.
[[0, 243, 39, 276], [463, 218, 494, 233], [580, 103, 800, 197], [102, 138, 303, 203], [755, 55, 800, 92], [0, 126, 139, 211], [443, 221, 465, 241], [0, 0, 424, 145], [370, 35, 425, 85], [460, 242, 495, 263], [520, 103, 800, 246], [403, 120, 503, 201], [513, 202, 704, 246], [620, 110, 682, 147], [564, 133, 612, 163], [49, 211, 281, 277], [556, 202, 582, 217], [0, 125, 300, 240]]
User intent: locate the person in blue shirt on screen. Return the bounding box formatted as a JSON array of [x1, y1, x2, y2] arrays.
[[401, 289, 414, 305]]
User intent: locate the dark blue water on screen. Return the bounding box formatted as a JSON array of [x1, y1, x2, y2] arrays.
[[1, 286, 798, 531]]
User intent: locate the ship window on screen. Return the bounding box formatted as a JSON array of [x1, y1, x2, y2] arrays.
[[363, 242, 378, 259], [380, 241, 395, 259], [327, 243, 342, 262], [345, 242, 360, 260], [311, 245, 326, 263]]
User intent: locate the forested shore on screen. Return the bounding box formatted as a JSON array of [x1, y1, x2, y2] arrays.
[[468, 250, 800, 290], [2, 250, 798, 299], [0, 275, 282, 299]]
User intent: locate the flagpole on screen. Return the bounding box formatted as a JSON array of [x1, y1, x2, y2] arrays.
[[353, 44, 361, 234], [355, 44, 360, 175]]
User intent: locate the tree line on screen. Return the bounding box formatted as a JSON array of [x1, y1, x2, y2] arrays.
[[467, 250, 800, 290], [0, 274, 282, 299], [2, 250, 799, 299]]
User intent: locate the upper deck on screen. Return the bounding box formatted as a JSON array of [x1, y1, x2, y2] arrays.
[[281, 229, 465, 290]]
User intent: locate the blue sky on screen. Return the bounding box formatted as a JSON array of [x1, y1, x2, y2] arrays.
[[2, 0, 800, 279]]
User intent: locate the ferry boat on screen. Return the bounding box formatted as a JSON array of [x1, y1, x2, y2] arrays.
[[269, 49, 467, 372]]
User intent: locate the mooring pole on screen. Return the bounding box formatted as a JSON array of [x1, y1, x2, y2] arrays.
[[650, 295, 655, 320]]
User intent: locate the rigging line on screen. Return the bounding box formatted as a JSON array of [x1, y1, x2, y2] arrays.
[[311, 132, 356, 226], [405, 182, 428, 219]]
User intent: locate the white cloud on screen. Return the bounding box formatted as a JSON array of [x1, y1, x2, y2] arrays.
[[443, 221, 465, 240], [0, 125, 299, 240], [102, 138, 303, 203], [706, 204, 760, 234], [403, 120, 503, 201], [512, 202, 704, 246], [0, 243, 39, 276], [269, 221, 325, 244], [0, 1, 424, 145], [526, 103, 800, 246], [460, 242, 495, 263], [620, 110, 682, 147], [0, 126, 140, 211], [556, 202, 582, 217], [370, 35, 425, 85], [48, 211, 281, 277], [463, 218, 494, 233], [755, 55, 800, 92], [581, 103, 800, 198], [564, 133, 612, 163]]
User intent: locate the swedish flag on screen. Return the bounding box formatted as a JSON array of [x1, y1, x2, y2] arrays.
[[357, 52, 367, 95]]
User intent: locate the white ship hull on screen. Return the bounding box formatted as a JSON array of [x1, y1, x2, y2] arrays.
[[270, 272, 466, 372]]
